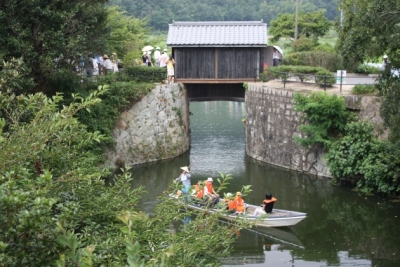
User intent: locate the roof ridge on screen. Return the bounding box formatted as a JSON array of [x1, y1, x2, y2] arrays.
[[171, 20, 266, 26]]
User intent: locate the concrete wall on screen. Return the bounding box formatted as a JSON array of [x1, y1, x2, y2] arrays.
[[245, 83, 385, 177], [106, 84, 190, 167]]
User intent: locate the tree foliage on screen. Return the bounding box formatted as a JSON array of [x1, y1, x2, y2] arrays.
[[108, 0, 338, 31], [335, 0, 400, 69], [269, 11, 332, 42], [293, 92, 349, 148], [105, 6, 150, 65], [326, 122, 400, 195], [0, 0, 109, 94]]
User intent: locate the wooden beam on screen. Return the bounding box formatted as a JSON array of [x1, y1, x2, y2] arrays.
[[215, 48, 218, 79], [174, 79, 258, 84]]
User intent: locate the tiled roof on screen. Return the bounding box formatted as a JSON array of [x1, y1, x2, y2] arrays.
[[167, 21, 267, 47]]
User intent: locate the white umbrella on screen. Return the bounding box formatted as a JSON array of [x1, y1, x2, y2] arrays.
[[273, 46, 284, 57], [142, 45, 154, 52]]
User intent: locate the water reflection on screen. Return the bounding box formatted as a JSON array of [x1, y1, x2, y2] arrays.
[[129, 101, 400, 267]]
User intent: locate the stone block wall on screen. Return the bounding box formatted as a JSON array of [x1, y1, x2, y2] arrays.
[[245, 84, 385, 177], [106, 84, 190, 167]]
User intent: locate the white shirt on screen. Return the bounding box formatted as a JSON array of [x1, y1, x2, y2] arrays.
[[154, 50, 161, 60], [104, 59, 113, 69], [159, 53, 168, 67]]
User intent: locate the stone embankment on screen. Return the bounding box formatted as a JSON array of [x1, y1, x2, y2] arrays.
[[106, 84, 190, 168], [245, 81, 385, 177]]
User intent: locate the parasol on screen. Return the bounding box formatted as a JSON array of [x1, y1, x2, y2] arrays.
[[142, 45, 154, 52], [273, 46, 284, 57]]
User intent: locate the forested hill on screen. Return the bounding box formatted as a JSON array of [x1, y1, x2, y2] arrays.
[[108, 0, 338, 31]]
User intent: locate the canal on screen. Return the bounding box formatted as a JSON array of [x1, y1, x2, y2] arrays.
[[131, 101, 400, 267]]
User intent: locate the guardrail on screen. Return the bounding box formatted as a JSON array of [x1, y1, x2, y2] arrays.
[[258, 70, 378, 93]]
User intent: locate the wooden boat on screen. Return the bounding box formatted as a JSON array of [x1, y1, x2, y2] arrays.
[[174, 195, 307, 228]]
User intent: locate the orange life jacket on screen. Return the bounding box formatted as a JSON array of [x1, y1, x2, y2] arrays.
[[234, 196, 245, 212], [205, 181, 214, 195], [193, 184, 204, 199], [225, 199, 235, 210]]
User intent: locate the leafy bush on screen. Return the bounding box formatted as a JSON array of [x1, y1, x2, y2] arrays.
[[313, 43, 335, 53], [283, 51, 343, 72], [291, 37, 318, 52], [326, 122, 400, 195], [351, 84, 377, 95], [293, 91, 349, 148], [355, 64, 381, 74], [123, 66, 167, 83], [261, 65, 336, 86]]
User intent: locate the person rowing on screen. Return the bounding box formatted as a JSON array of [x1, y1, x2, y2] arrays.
[[175, 166, 191, 197]]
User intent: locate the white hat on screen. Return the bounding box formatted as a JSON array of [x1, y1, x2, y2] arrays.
[[383, 55, 388, 59], [226, 193, 233, 197], [163, 49, 168, 52], [156, 47, 160, 50], [180, 166, 190, 173], [207, 177, 213, 182]]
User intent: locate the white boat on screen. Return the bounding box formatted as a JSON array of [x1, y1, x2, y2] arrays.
[[175, 196, 307, 228]]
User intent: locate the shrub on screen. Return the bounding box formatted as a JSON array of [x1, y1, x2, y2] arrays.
[[293, 91, 349, 148], [283, 51, 343, 72], [123, 66, 167, 83], [313, 43, 335, 53], [291, 37, 318, 52], [355, 64, 381, 74], [351, 84, 377, 95], [326, 122, 400, 195], [262, 65, 336, 86]]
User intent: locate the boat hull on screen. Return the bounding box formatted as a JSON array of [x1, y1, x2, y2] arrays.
[[185, 201, 307, 228]]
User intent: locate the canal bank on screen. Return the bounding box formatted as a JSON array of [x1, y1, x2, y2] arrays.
[[245, 81, 385, 177]]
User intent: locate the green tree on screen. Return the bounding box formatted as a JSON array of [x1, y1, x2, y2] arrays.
[[269, 11, 331, 42], [0, 0, 108, 94], [105, 6, 150, 66], [335, 0, 400, 69]]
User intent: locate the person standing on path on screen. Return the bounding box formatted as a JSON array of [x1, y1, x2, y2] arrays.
[[166, 54, 175, 84], [159, 49, 168, 68], [154, 47, 161, 67], [273, 47, 281, 67], [103, 54, 113, 74]]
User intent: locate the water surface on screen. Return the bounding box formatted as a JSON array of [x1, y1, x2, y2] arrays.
[[131, 101, 400, 267]]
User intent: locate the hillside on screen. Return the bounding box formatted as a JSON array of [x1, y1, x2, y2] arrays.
[[108, 0, 338, 31]]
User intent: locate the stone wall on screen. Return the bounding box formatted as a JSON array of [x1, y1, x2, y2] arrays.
[[245, 83, 385, 177], [106, 84, 190, 167]]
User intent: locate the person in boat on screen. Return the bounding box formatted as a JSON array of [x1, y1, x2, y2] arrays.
[[233, 191, 246, 214], [252, 193, 277, 216], [193, 180, 205, 199], [204, 177, 220, 207], [175, 166, 191, 196], [224, 193, 236, 214]]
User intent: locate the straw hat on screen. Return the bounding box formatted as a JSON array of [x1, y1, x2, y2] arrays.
[[236, 192, 242, 196], [103, 54, 109, 59], [207, 177, 213, 182], [180, 166, 190, 173], [163, 48, 168, 52]]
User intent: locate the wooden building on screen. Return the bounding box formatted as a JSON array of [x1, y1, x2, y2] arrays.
[[167, 21, 272, 84]]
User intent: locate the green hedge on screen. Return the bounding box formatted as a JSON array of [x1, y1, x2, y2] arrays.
[[261, 65, 336, 86], [283, 51, 343, 72], [122, 66, 167, 83], [355, 64, 381, 74]]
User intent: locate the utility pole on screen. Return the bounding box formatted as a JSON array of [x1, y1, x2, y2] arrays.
[[295, 0, 299, 40]]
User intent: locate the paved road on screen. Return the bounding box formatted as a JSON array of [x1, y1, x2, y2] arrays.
[[338, 76, 377, 85]]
